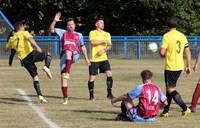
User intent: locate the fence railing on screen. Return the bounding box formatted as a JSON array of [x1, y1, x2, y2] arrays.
[[0, 36, 200, 59]]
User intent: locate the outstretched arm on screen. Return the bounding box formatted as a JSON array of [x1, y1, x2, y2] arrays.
[[111, 93, 129, 105], [28, 37, 42, 53], [49, 12, 62, 33]]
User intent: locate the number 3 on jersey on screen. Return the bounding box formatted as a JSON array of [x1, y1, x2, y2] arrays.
[[146, 89, 159, 104], [176, 40, 181, 54]]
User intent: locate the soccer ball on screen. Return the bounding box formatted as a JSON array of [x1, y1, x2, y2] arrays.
[[148, 43, 158, 52]]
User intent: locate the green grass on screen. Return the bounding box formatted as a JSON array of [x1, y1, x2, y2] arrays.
[[0, 59, 200, 128]]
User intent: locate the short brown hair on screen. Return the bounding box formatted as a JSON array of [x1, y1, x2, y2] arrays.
[[168, 16, 177, 28], [66, 17, 75, 23], [95, 17, 104, 23], [141, 70, 153, 81], [13, 21, 24, 31]]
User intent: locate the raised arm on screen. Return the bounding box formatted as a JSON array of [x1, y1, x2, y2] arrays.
[[49, 12, 62, 33]]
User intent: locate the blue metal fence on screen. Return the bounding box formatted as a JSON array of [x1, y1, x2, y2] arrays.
[[1, 36, 200, 59]]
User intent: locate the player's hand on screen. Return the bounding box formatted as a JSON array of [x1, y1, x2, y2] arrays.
[[184, 66, 191, 76], [54, 12, 62, 22], [36, 47, 43, 53], [111, 99, 115, 105], [86, 59, 91, 66], [97, 48, 106, 56], [193, 64, 198, 72]]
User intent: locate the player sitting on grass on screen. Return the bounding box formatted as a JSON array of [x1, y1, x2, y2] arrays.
[[111, 70, 167, 122], [4, 21, 52, 103]]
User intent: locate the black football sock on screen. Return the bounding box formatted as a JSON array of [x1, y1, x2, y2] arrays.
[[121, 102, 127, 116], [45, 54, 51, 68], [163, 92, 172, 113], [88, 81, 94, 97], [171, 90, 187, 111], [106, 77, 113, 95], [33, 81, 42, 96]]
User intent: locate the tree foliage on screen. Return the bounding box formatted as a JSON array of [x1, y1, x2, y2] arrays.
[[1, 0, 200, 35]]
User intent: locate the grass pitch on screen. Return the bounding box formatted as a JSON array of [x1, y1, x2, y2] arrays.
[[0, 59, 200, 128]]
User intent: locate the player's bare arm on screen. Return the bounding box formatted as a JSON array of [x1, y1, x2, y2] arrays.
[[90, 40, 108, 46], [28, 37, 42, 53], [111, 93, 128, 105], [160, 48, 166, 57], [81, 45, 91, 66], [184, 47, 191, 75], [50, 12, 62, 33]]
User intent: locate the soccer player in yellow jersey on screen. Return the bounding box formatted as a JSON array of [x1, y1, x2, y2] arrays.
[[5, 22, 52, 103], [88, 18, 114, 100], [160, 16, 191, 117]]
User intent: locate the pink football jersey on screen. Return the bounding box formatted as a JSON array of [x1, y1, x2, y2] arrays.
[[61, 32, 80, 52], [137, 83, 161, 118]]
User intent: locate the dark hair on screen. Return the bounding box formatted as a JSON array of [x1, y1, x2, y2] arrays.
[[13, 21, 24, 31], [95, 17, 104, 23], [66, 17, 75, 23], [141, 70, 153, 81], [168, 16, 177, 28]]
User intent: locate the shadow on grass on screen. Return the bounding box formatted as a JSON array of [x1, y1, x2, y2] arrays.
[[88, 117, 116, 122], [67, 109, 119, 114], [25, 94, 89, 101], [0, 97, 27, 104]]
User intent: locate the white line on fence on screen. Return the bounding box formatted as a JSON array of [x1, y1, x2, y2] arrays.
[[16, 89, 60, 128]]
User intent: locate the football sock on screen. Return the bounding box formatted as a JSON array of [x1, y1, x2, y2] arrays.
[[171, 90, 187, 111], [65, 59, 72, 73], [191, 83, 200, 108], [106, 77, 113, 95], [45, 54, 51, 68], [33, 81, 42, 96], [9, 49, 16, 66], [121, 102, 127, 116], [61, 86, 68, 98], [163, 92, 172, 113], [88, 81, 94, 96]]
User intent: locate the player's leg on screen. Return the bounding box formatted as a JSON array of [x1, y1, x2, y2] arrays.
[[115, 101, 131, 121], [88, 62, 98, 100], [101, 60, 114, 99], [63, 50, 73, 79], [61, 75, 68, 104], [190, 79, 200, 112], [8, 48, 16, 66], [60, 54, 70, 104], [22, 58, 47, 103]]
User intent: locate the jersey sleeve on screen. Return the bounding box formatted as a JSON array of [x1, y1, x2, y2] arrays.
[[127, 84, 143, 100], [55, 28, 66, 40], [161, 35, 168, 49], [184, 36, 189, 48], [89, 31, 95, 41], [107, 33, 112, 46], [78, 33, 84, 46], [23, 31, 32, 39]]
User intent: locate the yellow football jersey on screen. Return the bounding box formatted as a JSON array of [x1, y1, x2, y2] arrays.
[[89, 30, 111, 62], [6, 31, 33, 60], [162, 29, 189, 71]]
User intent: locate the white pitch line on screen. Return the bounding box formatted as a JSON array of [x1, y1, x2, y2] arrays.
[[16, 89, 60, 128]]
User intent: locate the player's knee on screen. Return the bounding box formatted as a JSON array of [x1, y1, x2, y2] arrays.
[[106, 71, 112, 77]]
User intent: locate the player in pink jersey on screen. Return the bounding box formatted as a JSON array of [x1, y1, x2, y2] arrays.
[[50, 12, 90, 104], [111, 70, 167, 122]]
